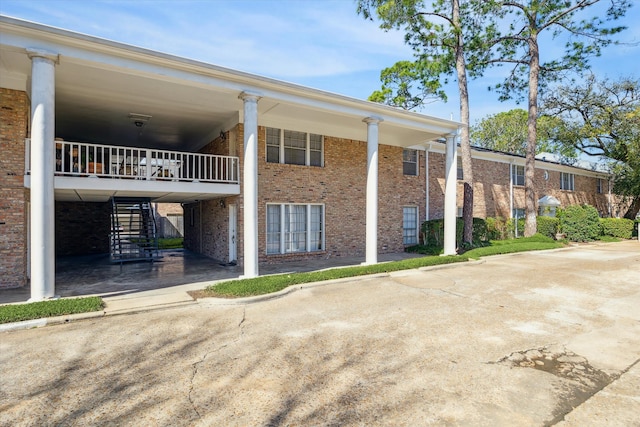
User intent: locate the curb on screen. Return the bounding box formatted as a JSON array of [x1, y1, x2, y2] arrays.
[[0, 310, 105, 332], [198, 259, 482, 306]]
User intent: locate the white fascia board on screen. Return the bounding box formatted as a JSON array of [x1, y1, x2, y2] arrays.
[[1, 16, 460, 137], [426, 143, 610, 178]]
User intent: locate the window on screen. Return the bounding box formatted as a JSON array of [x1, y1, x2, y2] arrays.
[[560, 172, 574, 191], [457, 157, 463, 180], [266, 128, 280, 163], [512, 208, 525, 219], [266, 204, 324, 254], [511, 165, 525, 186], [403, 149, 418, 176], [266, 127, 323, 166], [403, 207, 418, 245], [457, 207, 463, 218], [597, 178, 604, 194]]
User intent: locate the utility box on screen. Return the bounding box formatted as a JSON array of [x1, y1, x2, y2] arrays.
[[538, 195, 561, 217]]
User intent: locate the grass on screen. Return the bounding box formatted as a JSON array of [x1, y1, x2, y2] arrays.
[[202, 234, 567, 299], [158, 237, 184, 249], [464, 234, 564, 259], [0, 297, 104, 324], [205, 255, 468, 297], [597, 235, 621, 243]]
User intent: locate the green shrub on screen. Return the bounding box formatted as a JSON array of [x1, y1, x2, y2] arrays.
[[506, 217, 526, 239], [537, 216, 560, 239], [599, 218, 634, 239], [485, 217, 509, 240], [421, 217, 490, 248], [559, 204, 601, 242]]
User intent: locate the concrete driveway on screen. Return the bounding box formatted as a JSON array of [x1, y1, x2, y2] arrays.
[[1, 241, 639, 426]]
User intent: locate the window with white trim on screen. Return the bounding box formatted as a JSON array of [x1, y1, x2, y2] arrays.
[[560, 172, 574, 191], [597, 178, 604, 194], [403, 149, 418, 176], [512, 208, 525, 219], [266, 127, 323, 166], [266, 204, 324, 254], [457, 157, 463, 180], [511, 165, 525, 186], [403, 206, 419, 245]]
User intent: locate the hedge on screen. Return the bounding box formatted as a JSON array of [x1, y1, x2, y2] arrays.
[[600, 217, 634, 239], [558, 204, 601, 242], [537, 216, 560, 239]]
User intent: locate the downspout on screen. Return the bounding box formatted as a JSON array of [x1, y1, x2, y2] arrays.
[[425, 144, 431, 221], [608, 177, 612, 218], [199, 202, 203, 253], [509, 162, 514, 219]]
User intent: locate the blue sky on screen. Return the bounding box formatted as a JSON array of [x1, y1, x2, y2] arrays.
[[1, 0, 638, 125]]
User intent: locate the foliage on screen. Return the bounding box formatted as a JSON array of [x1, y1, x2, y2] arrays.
[[421, 218, 490, 248], [356, 0, 480, 244], [543, 75, 640, 219], [368, 61, 443, 109], [558, 204, 602, 242], [206, 255, 468, 297], [157, 238, 184, 249], [463, 234, 562, 258], [0, 297, 104, 324], [599, 217, 634, 239], [470, 109, 574, 159], [471, 0, 631, 236], [536, 216, 560, 239], [405, 244, 443, 256], [485, 217, 508, 240]]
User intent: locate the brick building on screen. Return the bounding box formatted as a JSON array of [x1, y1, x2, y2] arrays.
[[0, 17, 612, 299]]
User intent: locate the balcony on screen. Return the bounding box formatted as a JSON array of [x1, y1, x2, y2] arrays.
[[24, 140, 241, 203]]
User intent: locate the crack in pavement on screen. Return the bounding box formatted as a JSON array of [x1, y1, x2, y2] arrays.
[[187, 307, 247, 420]]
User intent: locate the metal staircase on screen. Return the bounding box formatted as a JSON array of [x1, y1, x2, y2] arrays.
[[110, 197, 160, 263]]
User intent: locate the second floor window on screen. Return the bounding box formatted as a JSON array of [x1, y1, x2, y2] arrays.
[[561, 172, 575, 191], [457, 157, 463, 180], [266, 127, 323, 167], [403, 149, 418, 176], [512, 165, 525, 186]]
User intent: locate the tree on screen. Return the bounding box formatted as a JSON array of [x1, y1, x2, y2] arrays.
[[368, 61, 444, 110], [357, 0, 491, 246], [474, 0, 631, 236], [470, 108, 573, 158], [543, 75, 640, 219]]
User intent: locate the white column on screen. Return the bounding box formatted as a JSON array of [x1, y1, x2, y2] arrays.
[[239, 92, 260, 278], [443, 131, 458, 256], [363, 117, 382, 265], [28, 49, 58, 301]]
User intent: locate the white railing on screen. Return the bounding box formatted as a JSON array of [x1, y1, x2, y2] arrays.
[[27, 139, 239, 184]]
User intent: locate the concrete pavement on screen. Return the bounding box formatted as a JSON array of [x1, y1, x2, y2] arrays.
[[0, 241, 638, 426]]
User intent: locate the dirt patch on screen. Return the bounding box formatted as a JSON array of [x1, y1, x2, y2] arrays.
[[494, 345, 616, 426]]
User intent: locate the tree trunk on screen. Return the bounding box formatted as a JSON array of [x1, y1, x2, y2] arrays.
[[623, 195, 640, 220], [524, 31, 539, 237], [453, 0, 474, 245]]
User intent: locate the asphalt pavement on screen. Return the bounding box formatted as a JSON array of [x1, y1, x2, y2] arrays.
[[0, 241, 638, 426]]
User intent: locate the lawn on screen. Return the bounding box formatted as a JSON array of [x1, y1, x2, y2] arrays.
[[202, 234, 565, 299], [0, 297, 104, 324]]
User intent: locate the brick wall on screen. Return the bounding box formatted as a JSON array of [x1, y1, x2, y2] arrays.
[[188, 124, 427, 265], [0, 88, 29, 288], [428, 151, 610, 220], [55, 202, 111, 256]]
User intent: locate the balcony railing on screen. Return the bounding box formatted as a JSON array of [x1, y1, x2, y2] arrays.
[[26, 139, 239, 184]]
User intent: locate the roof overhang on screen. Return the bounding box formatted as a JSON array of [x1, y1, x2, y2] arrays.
[[0, 16, 460, 152]]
